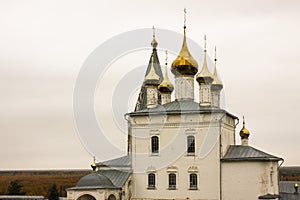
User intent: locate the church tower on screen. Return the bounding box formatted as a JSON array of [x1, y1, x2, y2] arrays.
[[134, 27, 163, 111], [211, 47, 223, 108], [144, 54, 160, 108], [158, 50, 174, 105], [171, 8, 198, 101], [196, 35, 214, 107]]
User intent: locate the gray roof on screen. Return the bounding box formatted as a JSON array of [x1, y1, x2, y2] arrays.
[[100, 169, 131, 188], [97, 155, 131, 167], [0, 196, 44, 200], [134, 48, 163, 111], [222, 145, 282, 162], [75, 173, 115, 189], [279, 193, 300, 200], [129, 100, 238, 119], [68, 169, 132, 190], [280, 181, 300, 193]]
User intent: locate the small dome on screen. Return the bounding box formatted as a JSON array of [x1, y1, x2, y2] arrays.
[[196, 36, 213, 83], [76, 173, 114, 188], [239, 116, 250, 139], [158, 66, 174, 93]]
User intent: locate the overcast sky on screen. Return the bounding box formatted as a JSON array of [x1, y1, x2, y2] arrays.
[[0, 0, 300, 170]]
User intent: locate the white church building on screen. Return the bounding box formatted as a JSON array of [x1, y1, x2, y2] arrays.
[[66, 13, 283, 200]]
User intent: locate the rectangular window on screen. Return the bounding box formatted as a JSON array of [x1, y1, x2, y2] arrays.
[[187, 135, 195, 154], [190, 173, 197, 190], [151, 136, 159, 154], [148, 173, 156, 189], [168, 173, 176, 190]]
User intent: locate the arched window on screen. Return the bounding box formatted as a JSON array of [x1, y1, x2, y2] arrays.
[[108, 194, 116, 200], [77, 194, 96, 200], [168, 173, 176, 190], [190, 173, 197, 190], [148, 173, 156, 189], [187, 135, 195, 154], [151, 136, 159, 154]]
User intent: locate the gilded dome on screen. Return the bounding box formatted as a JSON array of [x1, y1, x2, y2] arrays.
[[239, 116, 250, 139], [171, 28, 198, 76], [211, 48, 223, 89], [158, 66, 174, 93], [196, 36, 213, 83]]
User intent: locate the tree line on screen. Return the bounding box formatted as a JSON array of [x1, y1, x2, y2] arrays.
[[4, 179, 60, 200]]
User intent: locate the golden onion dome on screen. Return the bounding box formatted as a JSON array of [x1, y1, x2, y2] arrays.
[[171, 9, 198, 76], [211, 47, 223, 88], [159, 51, 174, 93], [196, 35, 213, 83], [239, 116, 250, 139]]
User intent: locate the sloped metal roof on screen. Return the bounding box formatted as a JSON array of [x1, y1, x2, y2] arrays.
[[129, 100, 238, 119], [76, 173, 115, 188], [67, 169, 132, 190], [97, 155, 131, 167], [100, 169, 131, 188], [222, 145, 282, 162], [280, 181, 300, 193]]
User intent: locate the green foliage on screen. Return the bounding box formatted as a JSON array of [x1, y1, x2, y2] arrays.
[[48, 184, 59, 200], [7, 180, 26, 195]]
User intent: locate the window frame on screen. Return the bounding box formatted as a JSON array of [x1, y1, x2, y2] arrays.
[[148, 173, 156, 189], [151, 136, 159, 155], [189, 173, 198, 190], [168, 173, 176, 190], [187, 135, 195, 155]]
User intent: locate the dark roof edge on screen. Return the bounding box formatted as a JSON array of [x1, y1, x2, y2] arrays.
[[221, 157, 283, 162], [126, 108, 238, 119], [66, 186, 121, 191]]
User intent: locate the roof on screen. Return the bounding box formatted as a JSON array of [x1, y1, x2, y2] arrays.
[[100, 169, 131, 188], [0, 196, 44, 200], [134, 48, 163, 111], [129, 100, 237, 119], [76, 173, 115, 189], [97, 155, 131, 167], [222, 145, 282, 162], [68, 169, 132, 190], [280, 181, 300, 193], [279, 193, 300, 200]]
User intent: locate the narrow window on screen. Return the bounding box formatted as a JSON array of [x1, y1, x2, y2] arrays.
[[187, 135, 195, 154], [190, 173, 197, 190], [148, 173, 156, 189], [151, 136, 159, 154], [168, 173, 176, 190]]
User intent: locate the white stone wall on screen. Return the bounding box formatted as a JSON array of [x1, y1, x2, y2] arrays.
[[199, 83, 212, 107], [222, 161, 279, 200], [146, 86, 158, 108], [211, 89, 221, 108], [175, 75, 194, 101], [129, 113, 236, 200], [160, 93, 171, 105], [67, 189, 107, 200]]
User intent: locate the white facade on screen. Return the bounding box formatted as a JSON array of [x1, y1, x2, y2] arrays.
[[222, 161, 279, 200]]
